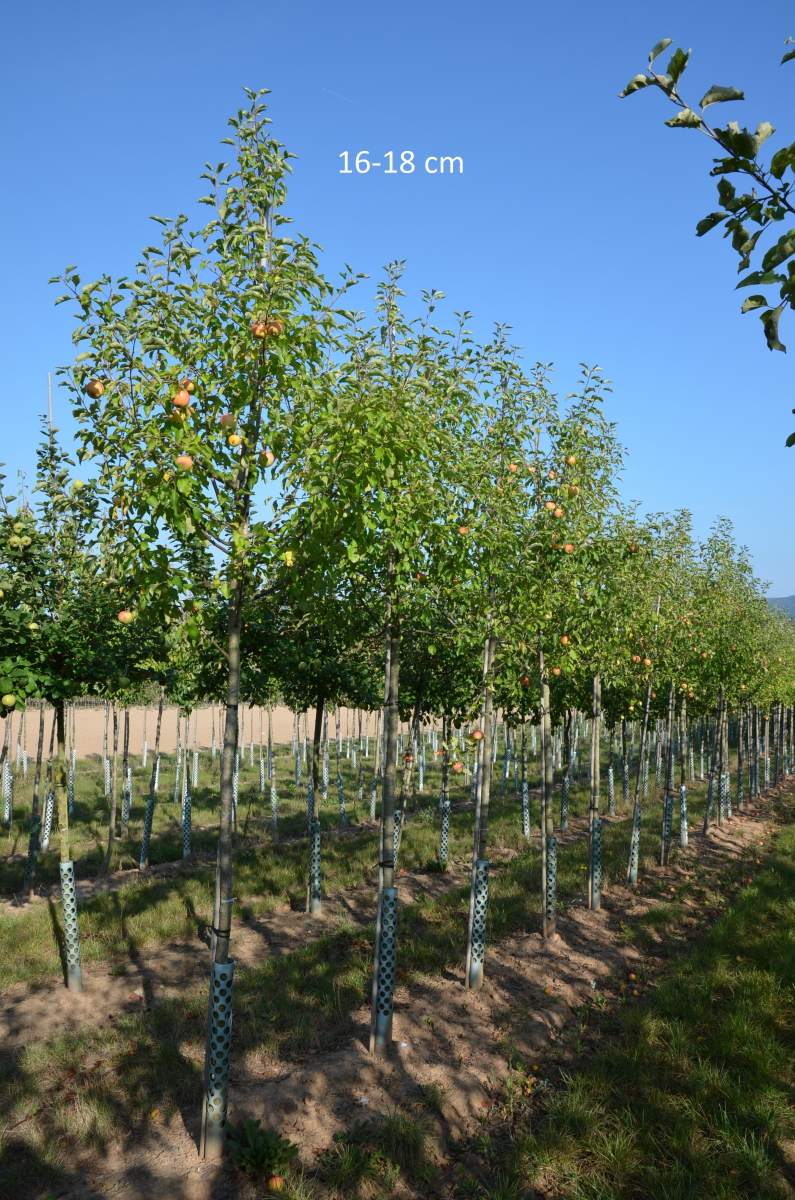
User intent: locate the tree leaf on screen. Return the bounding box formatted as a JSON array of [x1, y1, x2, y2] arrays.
[[782, 48, 795, 65], [666, 47, 690, 85], [740, 294, 767, 313], [696, 212, 726, 236], [786, 430, 795, 447], [700, 85, 745, 109], [619, 74, 651, 98], [761, 231, 795, 272], [770, 142, 795, 179], [760, 305, 786, 352], [648, 38, 673, 64], [665, 108, 702, 129]]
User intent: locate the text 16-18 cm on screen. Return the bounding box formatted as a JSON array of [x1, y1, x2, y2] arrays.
[[339, 150, 464, 175]]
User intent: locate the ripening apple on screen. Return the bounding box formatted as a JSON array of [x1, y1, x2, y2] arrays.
[[220, 413, 235, 429], [548, 469, 556, 481], [71, 479, 86, 492], [1, 693, 16, 709], [507, 463, 518, 473], [173, 389, 191, 409], [458, 525, 470, 535], [567, 485, 579, 498], [563, 543, 574, 553], [560, 635, 569, 646], [267, 1176, 286, 1193], [470, 729, 484, 742], [632, 654, 641, 663], [85, 379, 104, 399], [552, 666, 561, 677], [451, 760, 464, 774], [251, 320, 269, 338], [259, 448, 275, 466], [175, 454, 194, 471], [553, 507, 564, 518], [544, 500, 556, 511], [228, 434, 243, 448], [520, 674, 530, 687], [566, 454, 577, 466], [180, 377, 196, 394], [266, 318, 285, 336], [643, 657, 652, 668], [117, 610, 134, 624]]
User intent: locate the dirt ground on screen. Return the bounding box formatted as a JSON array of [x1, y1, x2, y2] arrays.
[[0, 785, 784, 1200]]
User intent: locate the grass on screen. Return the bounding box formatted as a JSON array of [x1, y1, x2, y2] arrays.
[[452, 817, 795, 1200]]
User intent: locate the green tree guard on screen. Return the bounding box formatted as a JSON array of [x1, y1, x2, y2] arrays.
[[121, 766, 132, 828], [546, 835, 558, 926], [270, 779, 278, 842], [59, 859, 82, 991], [200, 958, 235, 1159], [67, 763, 75, 818], [40, 789, 55, 852], [660, 790, 673, 866], [369, 776, 377, 821], [607, 765, 615, 816], [465, 858, 489, 990], [306, 779, 314, 826], [2, 760, 12, 825], [182, 775, 192, 860], [369, 886, 398, 1054], [559, 773, 569, 832], [393, 807, 403, 866], [337, 771, 347, 829], [628, 804, 641, 887], [589, 818, 603, 909], [521, 780, 530, 838], [308, 819, 322, 914], [439, 799, 450, 868], [622, 760, 629, 808]]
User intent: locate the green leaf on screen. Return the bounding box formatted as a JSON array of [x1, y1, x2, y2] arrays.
[[770, 142, 795, 179], [786, 430, 795, 447], [648, 38, 673, 64], [740, 294, 767, 313], [619, 74, 651, 98], [760, 305, 786, 352], [761, 231, 795, 272], [736, 269, 785, 288], [715, 123, 758, 159], [782, 48, 795, 65], [755, 122, 775, 147], [700, 85, 745, 109], [666, 47, 690, 85], [665, 108, 702, 129], [696, 212, 725, 236]]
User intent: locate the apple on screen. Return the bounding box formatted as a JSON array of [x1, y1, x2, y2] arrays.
[[180, 377, 196, 394], [458, 525, 470, 535], [71, 479, 86, 492], [553, 507, 564, 518], [451, 760, 464, 774], [520, 674, 530, 687], [552, 666, 561, 676], [1, 693, 16, 709], [259, 448, 275, 466], [117, 610, 134, 624], [470, 729, 484, 742], [267, 1176, 286, 1194], [284, 550, 295, 567], [548, 469, 556, 481], [173, 389, 191, 409], [567, 485, 579, 498], [566, 454, 577, 466], [632, 654, 641, 663], [175, 454, 194, 471], [560, 635, 569, 646], [643, 657, 652, 668], [403, 753, 414, 763], [544, 501, 556, 511], [266, 319, 285, 336], [85, 379, 104, 399], [563, 543, 574, 553], [228, 434, 243, 447], [251, 320, 269, 338], [507, 463, 518, 473], [628, 543, 638, 553], [220, 413, 235, 429]]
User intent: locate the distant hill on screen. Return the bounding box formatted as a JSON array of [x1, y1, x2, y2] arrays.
[[768, 595, 795, 619]]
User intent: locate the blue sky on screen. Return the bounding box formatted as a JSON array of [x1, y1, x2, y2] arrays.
[[1, 0, 793, 591]]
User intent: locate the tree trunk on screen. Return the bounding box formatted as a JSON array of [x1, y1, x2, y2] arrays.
[[465, 633, 497, 989], [539, 649, 556, 938], [24, 703, 47, 898], [588, 674, 602, 909]]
